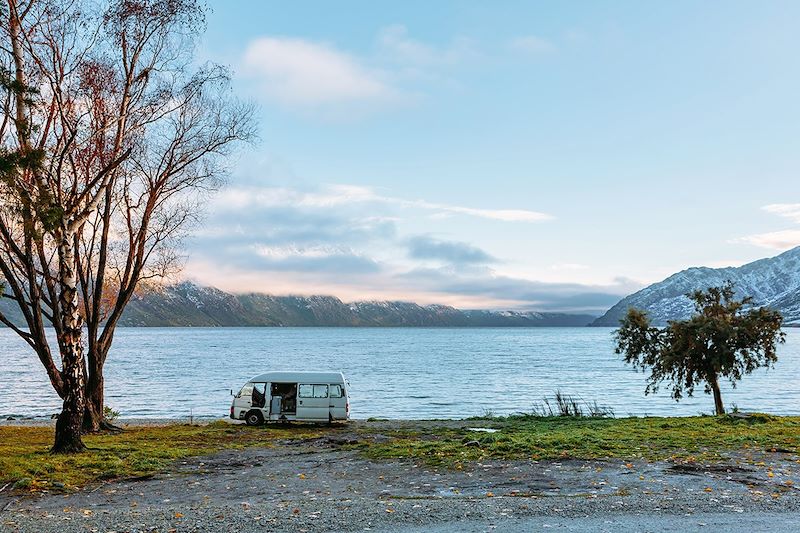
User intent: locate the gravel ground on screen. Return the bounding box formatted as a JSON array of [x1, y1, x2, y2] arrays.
[[388, 511, 800, 532], [1, 420, 799, 532]]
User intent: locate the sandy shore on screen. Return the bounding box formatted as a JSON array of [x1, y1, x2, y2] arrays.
[[1, 419, 799, 532]]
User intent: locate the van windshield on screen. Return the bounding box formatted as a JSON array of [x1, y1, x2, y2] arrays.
[[237, 383, 253, 398]]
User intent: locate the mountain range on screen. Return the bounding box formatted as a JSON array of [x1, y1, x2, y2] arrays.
[[0, 282, 595, 327], [593, 246, 800, 326], [2, 247, 798, 328]]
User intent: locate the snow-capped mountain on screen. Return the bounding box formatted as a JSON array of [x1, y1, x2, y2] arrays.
[[115, 282, 596, 327], [0, 280, 595, 327], [592, 246, 800, 326]]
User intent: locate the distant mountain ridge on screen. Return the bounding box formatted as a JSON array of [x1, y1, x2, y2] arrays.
[[121, 282, 597, 327], [593, 246, 800, 326], [0, 282, 596, 327]]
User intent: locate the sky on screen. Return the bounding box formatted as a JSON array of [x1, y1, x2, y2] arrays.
[[182, 0, 800, 314]]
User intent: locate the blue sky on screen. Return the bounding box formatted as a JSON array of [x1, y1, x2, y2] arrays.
[[184, 0, 800, 313]]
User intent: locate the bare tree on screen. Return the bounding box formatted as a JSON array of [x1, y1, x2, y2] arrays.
[[0, 0, 255, 452]]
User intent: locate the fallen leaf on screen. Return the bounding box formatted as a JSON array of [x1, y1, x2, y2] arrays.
[[174, 512, 183, 518], [385, 509, 395, 513], [704, 487, 713, 493], [298, 474, 306, 479], [486, 492, 494, 497]]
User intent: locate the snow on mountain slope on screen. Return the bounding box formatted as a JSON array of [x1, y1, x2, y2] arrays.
[[592, 247, 800, 326], [111, 282, 598, 327]]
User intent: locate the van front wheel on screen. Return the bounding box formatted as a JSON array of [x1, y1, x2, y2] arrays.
[[245, 410, 264, 426]]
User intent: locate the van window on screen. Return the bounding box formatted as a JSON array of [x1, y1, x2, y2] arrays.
[[299, 384, 329, 398], [330, 384, 343, 398], [238, 384, 253, 398]]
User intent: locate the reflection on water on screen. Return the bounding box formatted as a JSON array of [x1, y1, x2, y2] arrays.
[[0, 327, 798, 419]]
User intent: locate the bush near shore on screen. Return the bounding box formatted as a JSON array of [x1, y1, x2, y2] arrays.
[[0, 415, 798, 492]]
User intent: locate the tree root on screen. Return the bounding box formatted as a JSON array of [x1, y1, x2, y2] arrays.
[[99, 419, 124, 433], [82, 419, 125, 434]]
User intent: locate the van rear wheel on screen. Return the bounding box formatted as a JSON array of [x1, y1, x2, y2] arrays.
[[245, 410, 264, 426]]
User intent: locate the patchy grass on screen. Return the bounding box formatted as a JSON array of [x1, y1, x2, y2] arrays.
[[2, 415, 798, 492], [358, 415, 800, 467], [0, 421, 322, 492]]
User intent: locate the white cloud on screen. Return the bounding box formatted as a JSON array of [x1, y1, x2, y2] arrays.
[[213, 184, 375, 210], [509, 35, 556, 55], [243, 37, 395, 106], [763, 203, 800, 223], [213, 184, 551, 223], [737, 230, 800, 251], [241, 26, 481, 113], [254, 244, 354, 260], [377, 24, 476, 66], [411, 200, 551, 222], [736, 203, 800, 250]]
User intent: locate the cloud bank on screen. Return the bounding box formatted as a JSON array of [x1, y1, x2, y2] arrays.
[[183, 184, 632, 314]]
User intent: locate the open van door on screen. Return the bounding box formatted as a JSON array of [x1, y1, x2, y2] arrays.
[[296, 383, 329, 421]]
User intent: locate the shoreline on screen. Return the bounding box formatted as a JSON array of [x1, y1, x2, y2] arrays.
[[5, 411, 800, 427]]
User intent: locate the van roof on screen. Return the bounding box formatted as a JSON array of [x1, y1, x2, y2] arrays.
[[249, 371, 346, 383]]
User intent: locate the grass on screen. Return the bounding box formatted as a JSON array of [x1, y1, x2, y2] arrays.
[[0, 421, 323, 492], [1, 415, 798, 492], [358, 414, 800, 467]]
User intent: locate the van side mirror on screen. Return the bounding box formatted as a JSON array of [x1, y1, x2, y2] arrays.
[[230, 389, 234, 396]]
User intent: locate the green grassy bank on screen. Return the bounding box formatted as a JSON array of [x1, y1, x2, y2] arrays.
[[1, 415, 798, 492], [0, 422, 323, 492], [360, 414, 800, 467]]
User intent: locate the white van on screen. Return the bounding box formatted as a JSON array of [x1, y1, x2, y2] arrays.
[[230, 371, 350, 425]]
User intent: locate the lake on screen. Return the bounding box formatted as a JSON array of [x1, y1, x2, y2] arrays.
[[0, 327, 798, 419]]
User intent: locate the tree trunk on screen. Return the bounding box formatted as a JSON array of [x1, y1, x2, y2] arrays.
[[82, 365, 103, 433], [52, 236, 87, 453], [82, 339, 103, 433], [83, 343, 122, 432], [52, 347, 87, 453], [709, 373, 725, 416]]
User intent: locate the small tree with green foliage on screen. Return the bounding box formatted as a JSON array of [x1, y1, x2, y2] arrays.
[[614, 282, 784, 415]]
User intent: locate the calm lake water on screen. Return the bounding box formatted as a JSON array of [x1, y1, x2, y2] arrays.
[[0, 327, 798, 419]]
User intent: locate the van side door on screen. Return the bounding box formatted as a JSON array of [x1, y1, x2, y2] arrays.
[[329, 384, 347, 420], [296, 383, 329, 421]]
